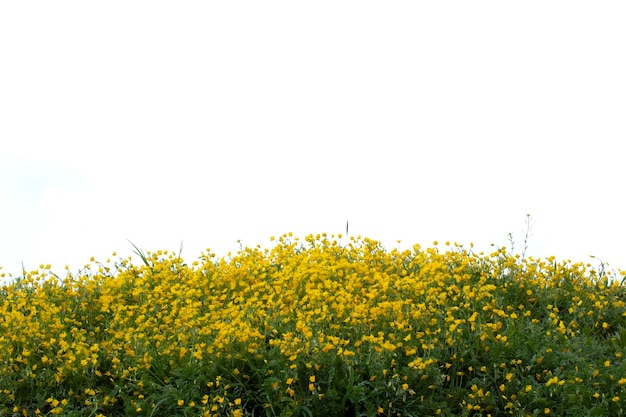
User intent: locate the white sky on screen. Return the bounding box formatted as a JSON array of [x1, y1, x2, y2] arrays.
[[1, 1, 625, 280]]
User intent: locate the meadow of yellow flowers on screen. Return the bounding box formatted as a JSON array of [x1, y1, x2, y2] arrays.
[[1, 233, 625, 416]]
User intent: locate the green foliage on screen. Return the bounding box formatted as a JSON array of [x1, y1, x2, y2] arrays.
[[0, 231, 625, 416]]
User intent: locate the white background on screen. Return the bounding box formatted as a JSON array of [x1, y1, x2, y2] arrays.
[[1, 1, 624, 280]]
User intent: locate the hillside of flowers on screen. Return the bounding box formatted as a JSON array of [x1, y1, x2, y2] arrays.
[[1, 233, 626, 417]]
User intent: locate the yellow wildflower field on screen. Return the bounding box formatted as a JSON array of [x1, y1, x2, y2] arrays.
[[1, 234, 625, 416]]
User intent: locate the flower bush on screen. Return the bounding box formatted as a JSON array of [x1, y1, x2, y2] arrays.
[[1, 233, 625, 416]]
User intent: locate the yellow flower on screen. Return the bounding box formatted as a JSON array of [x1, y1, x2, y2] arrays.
[[546, 376, 559, 387]]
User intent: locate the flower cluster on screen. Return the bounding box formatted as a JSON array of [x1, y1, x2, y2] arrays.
[[1, 234, 625, 416]]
